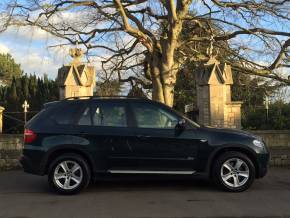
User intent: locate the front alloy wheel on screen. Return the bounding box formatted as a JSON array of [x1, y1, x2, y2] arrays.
[[212, 151, 255, 192], [221, 158, 250, 188]]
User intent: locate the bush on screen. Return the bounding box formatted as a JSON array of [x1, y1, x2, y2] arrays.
[[242, 101, 290, 130]]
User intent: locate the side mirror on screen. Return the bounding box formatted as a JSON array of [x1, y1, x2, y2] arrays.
[[175, 119, 186, 135]]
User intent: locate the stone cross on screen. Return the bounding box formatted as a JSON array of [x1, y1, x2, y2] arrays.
[[22, 100, 29, 124]]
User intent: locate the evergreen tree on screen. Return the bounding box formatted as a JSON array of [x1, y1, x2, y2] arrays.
[[0, 74, 59, 133], [0, 53, 22, 85]]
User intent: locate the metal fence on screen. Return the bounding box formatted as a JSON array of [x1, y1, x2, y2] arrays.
[[3, 111, 39, 134]]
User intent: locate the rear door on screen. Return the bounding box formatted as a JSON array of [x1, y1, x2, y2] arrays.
[[74, 100, 135, 171]]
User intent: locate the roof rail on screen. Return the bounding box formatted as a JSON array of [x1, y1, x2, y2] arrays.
[[63, 95, 148, 101]]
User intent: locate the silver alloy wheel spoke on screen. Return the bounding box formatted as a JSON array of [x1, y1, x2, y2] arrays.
[[235, 159, 244, 170], [71, 164, 81, 173], [222, 173, 233, 181], [54, 173, 66, 180], [71, 175, 81, 184], [220, 158, 249, 188], [53, 160, 83, 190], [223, 163, 234, 171], [238, 171, 249, 178], [60, 162, 69, 172], [64, 178, 71, 189], [233, 176, 239, 187]]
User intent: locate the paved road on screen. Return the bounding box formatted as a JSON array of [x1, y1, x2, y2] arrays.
[[0, 168, 290, 218]]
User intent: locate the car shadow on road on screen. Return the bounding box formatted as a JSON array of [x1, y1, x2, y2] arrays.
[[85, 175, 219, 193], [0, 170, 276, 196]]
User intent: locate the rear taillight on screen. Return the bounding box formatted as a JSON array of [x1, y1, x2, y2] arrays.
[[24, 129, 37, 144]]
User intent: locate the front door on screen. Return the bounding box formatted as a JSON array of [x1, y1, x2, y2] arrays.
[[128, 102, 198, 172]]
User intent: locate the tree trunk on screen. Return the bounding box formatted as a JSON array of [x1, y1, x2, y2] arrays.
[[149, 51, 177, 107], [148, 13, 186, 107], [150, 51, 165, 103]]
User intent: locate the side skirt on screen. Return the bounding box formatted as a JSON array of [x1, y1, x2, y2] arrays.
[[108, 170, 196, 175]]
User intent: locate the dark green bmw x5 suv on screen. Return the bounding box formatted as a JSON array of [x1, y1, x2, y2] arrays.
[[20, 96, 269, 194]]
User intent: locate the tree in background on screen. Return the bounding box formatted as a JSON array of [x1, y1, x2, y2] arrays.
[[95, 80, 123, 96], [94, 70, 123, 96], [174, 65, 196, 114], [127, 85, 147, 98], [0, 74, 59, 133], [0, 53, 22, 85], [243, 101, 290, 130], [2, 0, 289, 107]]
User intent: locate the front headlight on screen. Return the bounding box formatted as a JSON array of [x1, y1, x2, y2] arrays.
[[253, 139, 264, 148]]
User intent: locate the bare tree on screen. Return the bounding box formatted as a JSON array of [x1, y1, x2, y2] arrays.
[[1, 0, 289, 107]]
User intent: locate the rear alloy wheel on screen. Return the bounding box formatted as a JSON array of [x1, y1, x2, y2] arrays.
[[212, 151, 255, 192], [53, 160, 83, 190], [48, 154, 90, 194]]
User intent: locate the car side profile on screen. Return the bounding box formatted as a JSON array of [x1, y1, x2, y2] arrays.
[[20, 97, 269, 194]]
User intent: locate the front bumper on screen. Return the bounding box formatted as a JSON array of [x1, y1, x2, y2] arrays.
[[256, 152, 270, 178]]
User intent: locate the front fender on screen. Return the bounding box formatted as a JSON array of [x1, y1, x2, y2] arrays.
[[203, 144, 259, 176]]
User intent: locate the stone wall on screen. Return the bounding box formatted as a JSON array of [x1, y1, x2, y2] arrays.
[[251, 130, 290, 167], [251, 130, 290, 147], [0, 135, 23, 170], [0, 131, 290, 171], [224, 103, 242, 129]]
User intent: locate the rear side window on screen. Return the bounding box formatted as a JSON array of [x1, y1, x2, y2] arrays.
[[77, 102, 127, 127], [52, 102, 85, 125]]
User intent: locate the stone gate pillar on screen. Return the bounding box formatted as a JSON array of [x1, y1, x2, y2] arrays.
[[196, 58, 242, 129], [0, 106, 4, 133]]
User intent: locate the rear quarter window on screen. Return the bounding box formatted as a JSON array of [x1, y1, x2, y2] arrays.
[[25, 103, 60, 129], [51, 101, 86, 125]]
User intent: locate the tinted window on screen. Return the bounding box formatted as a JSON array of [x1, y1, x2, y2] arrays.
[[52, 102, 85, 125], [77, 102, 127, 127], [132, 103, 178, 129], [78, 107, 91, 125]]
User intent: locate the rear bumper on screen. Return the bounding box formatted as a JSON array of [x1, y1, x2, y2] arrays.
[[19, 148, 47, 176], [19, 155, 41, 175]]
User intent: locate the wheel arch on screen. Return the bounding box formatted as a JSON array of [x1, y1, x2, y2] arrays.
[[43, 147, 96, 176], [207, 146, 260, 178]]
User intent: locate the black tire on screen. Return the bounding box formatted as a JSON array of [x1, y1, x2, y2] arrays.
[[212, 151, 255, 192], [48, 153, 91, 195]]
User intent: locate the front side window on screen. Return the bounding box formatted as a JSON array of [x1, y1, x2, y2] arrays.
[[78, 102, 127, 127], [132, 104, 178, 129]]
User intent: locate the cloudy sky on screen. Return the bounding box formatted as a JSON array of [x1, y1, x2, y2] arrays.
[[0, 26, 86, 79]]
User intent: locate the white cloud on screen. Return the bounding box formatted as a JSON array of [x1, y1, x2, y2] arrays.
[[12, 51, 60, 78], [0, 43, 9, 54], [3, 26, 53, 41]]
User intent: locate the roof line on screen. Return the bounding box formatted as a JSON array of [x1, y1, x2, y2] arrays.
[[63, 96, 149, 101]]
